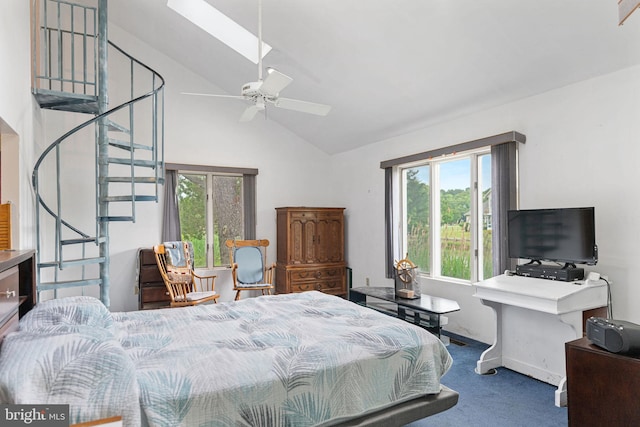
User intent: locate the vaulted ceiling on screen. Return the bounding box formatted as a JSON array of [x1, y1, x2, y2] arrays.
[[109, 1, 640, 154]]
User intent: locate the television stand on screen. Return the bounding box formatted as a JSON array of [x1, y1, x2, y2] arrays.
[[474, 273, 607, 406], [348, 287, 460, 338]]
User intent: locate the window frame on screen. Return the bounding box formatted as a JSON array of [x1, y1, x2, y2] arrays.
[[381, 131, 525, 283], [397, 148, 490, 283], [166, 163, 257, 269]]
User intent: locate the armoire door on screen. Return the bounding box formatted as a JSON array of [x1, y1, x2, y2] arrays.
[[289, 211, 318, 264], [315, 211, 344, 263]]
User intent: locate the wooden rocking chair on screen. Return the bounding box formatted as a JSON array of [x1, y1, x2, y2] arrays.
[[225, 239, 275, 301], [153, 241, 219, 307]]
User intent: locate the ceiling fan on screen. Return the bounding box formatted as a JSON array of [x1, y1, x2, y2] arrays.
[[183, 0, 331, 122]]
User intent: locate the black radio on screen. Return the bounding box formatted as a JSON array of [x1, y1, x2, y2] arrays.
[[586, 317, 640, 354]]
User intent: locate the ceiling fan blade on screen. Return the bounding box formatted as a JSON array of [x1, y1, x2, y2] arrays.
[[239, 105, 261, 122], [260, 69, 293, 96], [181, 92, 246, 99], [274, 98, 332, 116]]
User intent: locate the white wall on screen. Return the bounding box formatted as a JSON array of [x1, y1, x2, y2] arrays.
[[333, 65, 640, 344], [0, 0, 38, 250]]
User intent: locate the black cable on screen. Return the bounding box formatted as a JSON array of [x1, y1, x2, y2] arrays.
[[601, 277, 612, 318]]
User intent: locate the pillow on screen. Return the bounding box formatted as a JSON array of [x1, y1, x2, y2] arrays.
[[235, 246, 264, 284], [163, 241, 193, 268], [0, 330, 141, 426], [19, 296, 114, 333], [166, 266, 193, 284], [164, 241, 194, 284]]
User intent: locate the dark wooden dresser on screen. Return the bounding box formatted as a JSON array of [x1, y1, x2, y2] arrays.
[[137, 248, 170, 310], [0, 250, 35, 340], [566, 336, 640, 426]]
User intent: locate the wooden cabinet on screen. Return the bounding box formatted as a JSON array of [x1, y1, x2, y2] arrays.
[[276, 207, 346, 297], [0, 266, 19, 324], [137, 248, 170, 310], [566, 336, 640, 426], [0, 250, 35, 341]]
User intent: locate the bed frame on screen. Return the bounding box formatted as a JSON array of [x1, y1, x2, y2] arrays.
[[336, 386, 459, 426]]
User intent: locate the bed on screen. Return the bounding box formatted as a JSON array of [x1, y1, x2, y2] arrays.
[[0, 291, 457, 426]]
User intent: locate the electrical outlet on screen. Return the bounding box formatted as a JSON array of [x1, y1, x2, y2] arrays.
[[365, 277, 370, 286]]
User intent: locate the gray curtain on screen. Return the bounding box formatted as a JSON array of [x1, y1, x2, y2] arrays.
[[384, 167, 394, 278], [162, 169, 181, 242], [243, 174, 256, 240], [491, 141, 519, 275]]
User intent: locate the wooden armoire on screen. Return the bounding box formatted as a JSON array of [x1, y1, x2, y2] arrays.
[[275, 207, 346, 297]]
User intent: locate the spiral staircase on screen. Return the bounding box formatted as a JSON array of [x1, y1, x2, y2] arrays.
[[31, 0, 165, 307]]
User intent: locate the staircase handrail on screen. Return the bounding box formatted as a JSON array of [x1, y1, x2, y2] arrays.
[[32, 40, 165, 183], [33, 1, 166, 303], [32, 38, 165, 275]]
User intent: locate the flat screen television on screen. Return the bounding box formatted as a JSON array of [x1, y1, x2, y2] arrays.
[[507, 207, 598, 266]]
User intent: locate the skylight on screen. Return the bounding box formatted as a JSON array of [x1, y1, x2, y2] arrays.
[[167, 0, 272, 64]]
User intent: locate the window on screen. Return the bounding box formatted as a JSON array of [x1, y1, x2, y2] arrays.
[[383, 132, 524, 282], [173, 165, 256, 268], [400, 149, 492, 282]]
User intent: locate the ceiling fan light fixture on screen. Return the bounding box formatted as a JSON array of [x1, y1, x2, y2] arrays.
[[167, 0, 272, 64]]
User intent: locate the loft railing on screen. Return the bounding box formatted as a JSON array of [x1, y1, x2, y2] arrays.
[[32, 0, 98, 108]]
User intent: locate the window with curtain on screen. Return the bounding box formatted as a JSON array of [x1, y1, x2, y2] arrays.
[[382, 131, 525, 282], [165, 164, 257, 268]]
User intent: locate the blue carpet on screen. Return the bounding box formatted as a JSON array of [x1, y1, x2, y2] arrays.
[[407, 333, 568, 427]]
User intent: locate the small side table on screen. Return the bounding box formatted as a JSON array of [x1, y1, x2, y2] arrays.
[[566, 336, 640, 426]]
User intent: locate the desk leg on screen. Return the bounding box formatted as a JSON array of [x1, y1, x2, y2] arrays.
[[555, 378, 567, 407], [553, 311, 583, 407], [476, 299, 503, 375]]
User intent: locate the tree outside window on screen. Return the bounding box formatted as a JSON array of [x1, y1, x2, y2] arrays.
[[177, 173, 243, 267]]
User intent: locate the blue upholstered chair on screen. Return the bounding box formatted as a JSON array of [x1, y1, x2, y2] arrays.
[[225, 239, 275, 301]]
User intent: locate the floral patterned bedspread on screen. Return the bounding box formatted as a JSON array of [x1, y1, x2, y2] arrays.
[[0, 291, 452, 427]]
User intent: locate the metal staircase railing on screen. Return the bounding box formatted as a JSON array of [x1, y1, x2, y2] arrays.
[[32, 0, 165, 306]]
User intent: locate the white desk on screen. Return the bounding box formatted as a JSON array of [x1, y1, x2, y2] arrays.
[[474, 274, 607, 407]]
